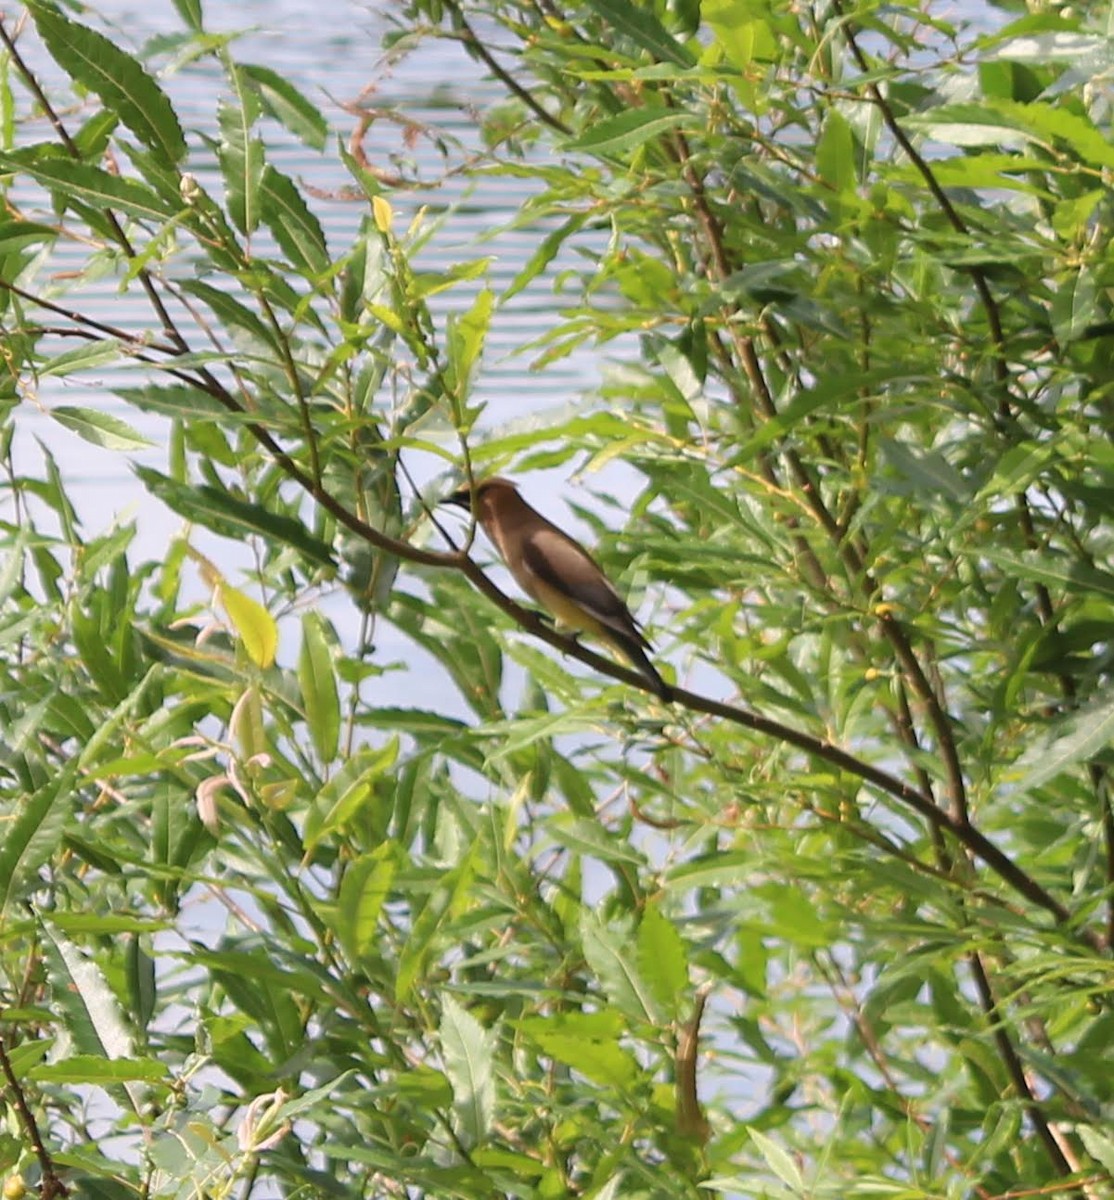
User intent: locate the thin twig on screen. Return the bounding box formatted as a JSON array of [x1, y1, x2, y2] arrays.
[[0, 279, 180, 356], [0, 1033, 68, 1199], [439, 0, 571, 136], [966, 954, 1081, 1187]]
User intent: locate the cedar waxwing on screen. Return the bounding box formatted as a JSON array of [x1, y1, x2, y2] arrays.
[[446, 477, 672, 701]]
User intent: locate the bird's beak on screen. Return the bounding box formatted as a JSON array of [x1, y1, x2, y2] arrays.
[[443, 487, 472, 511]]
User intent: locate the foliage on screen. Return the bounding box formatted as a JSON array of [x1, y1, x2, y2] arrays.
[[1, 0, 1114, 1197]]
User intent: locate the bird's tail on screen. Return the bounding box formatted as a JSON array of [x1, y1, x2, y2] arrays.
[[609, 632, 673, 703]]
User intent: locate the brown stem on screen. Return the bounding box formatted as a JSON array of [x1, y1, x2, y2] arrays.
[[669, 124, 972, 828], [675, 984, 711, 1142], [966, 954, 1079, 1185], [1101, 767, 1114, 954], [829, 0, 1008, 393], [0, 1033, 68, 1199], [0, 280, 180, 356], [256, 291, 322, 488], [439, 0, 571, 136]]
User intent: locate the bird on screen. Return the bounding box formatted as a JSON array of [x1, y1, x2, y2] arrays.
[[445, 476, 672, 702]]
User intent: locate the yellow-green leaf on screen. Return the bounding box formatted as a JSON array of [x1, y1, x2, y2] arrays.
[[218, 584, 278, 668]]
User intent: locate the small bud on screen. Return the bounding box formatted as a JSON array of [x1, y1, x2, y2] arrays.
[[237, 1088, 292, 1153], [372, 194, 393, 234]]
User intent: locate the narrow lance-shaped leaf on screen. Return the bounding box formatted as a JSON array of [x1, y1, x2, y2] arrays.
[[134, 467, 336, 569], [217, 63, 265, 236], [817, 107, 856, 195], [0, 761, 78, 918], [440, 995, 495, 1148], [241, 63, 328, 150], [39, 340, 121, 378], [298, 609, 340, 761], [336, 842, 400, 960], [1009, 690, 1114, 795], [172, 0, 204, 31], [217, 582, 278, 669], [0, 154, 174, 222], [30, 1056, 167, 1084], [51, 405, 152, 451], [581, 913, 660, 1024], [583, 0, 696, 66], [446, 286, 493, 420], [516, 1012, 640, 1087], [260, 164, 329, 274], [303, 740, 399, 854], [563, 109, 693, 156], [39, 916, 149, 1111], [29, 2, 187, 163], [637, 902, 690, 1019]]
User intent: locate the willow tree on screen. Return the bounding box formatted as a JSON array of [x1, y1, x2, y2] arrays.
[[1, 0, 1113, 1197]]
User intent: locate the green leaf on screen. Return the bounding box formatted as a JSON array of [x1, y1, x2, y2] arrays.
[[30, 1055, 168, 1084], [39, 918, 146, 1110], [637, 903, 689, 1018], [48, 914, 168, 936], [976, 548, 1114, 601], [903, 100, 1114, 167], [1051, 265, 1098, 345], [176, 279, 279, 353], [241, 63, 328, 150], [260, 164, 329, 274], [134, 467, 335, 568], [274, 1071, 358, 1122], [217, 582, 278, 669], [39, 340, 122, 378], [516, 1012, 640, 1086], [50, 405, 152, 451], [702, 0, 777, 69], [1077, 1125, 1114, 1175], [217, 72, 266, 236], [29, 3, 187, 163], [546, 812, 647, 866], [447, 286, 493, 406], [440, 996, 495, 1149], [0, 153, 174, 222], [172, 0, 204, 31], [581, 913, 659, 1024], [749, 1128, 805, 1191], [1008, 691, 1114, 794], [0, 762, 78, 918], [0, 218, 59, 254], [563, 108, 694, 156], [502, 214, 588, 302], [816, 108, 856, 194], [304, 741, 399, 854], [879, 438, 970, 500], [583, 0, 696, 66], [114, 382, 237, 421], [336, 843, 400, 960], [299, 609, 340, 761]]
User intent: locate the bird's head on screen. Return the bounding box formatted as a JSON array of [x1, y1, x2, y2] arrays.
[[444, 476, 519, 513]]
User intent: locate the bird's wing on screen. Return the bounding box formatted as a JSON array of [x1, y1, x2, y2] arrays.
[[521, 527, 653, 651]]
